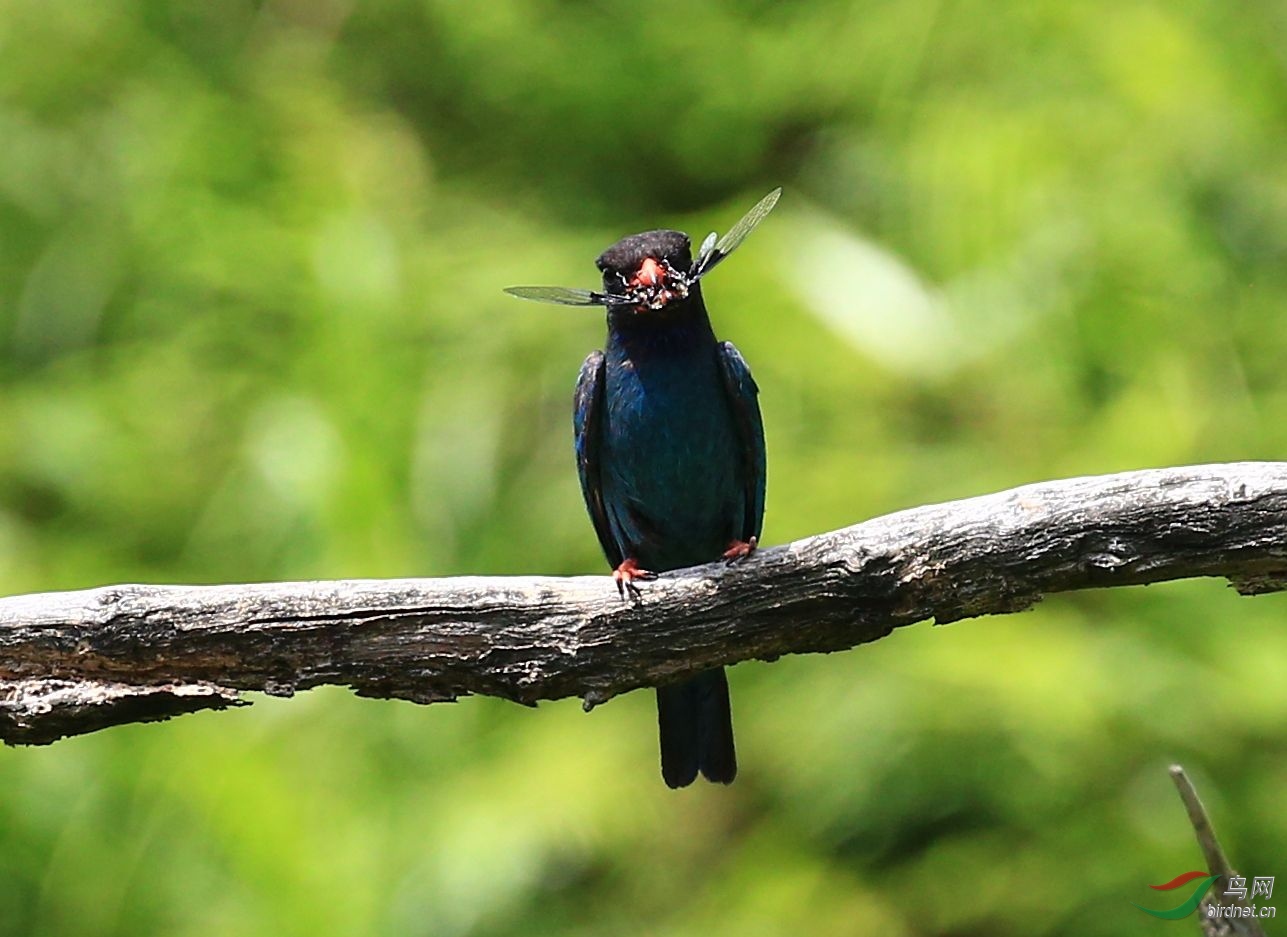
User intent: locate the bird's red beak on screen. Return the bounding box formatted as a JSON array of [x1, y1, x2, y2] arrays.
[[629, 257, 665, 289]]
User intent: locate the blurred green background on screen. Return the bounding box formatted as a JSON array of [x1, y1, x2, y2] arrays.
[[1, 1, 1284, 934]]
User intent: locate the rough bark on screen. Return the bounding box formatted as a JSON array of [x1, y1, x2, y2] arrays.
[[2, 462, 1285, 745]]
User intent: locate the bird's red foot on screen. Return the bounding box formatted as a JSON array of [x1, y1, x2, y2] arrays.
[[613, 558, 657, 599], [722, 536, 758, 564]]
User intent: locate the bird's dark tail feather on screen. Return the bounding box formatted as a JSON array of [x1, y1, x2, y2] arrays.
[[656, 668, 736, 788]]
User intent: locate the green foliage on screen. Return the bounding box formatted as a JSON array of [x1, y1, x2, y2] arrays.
[[1, 1, 1284, 934]]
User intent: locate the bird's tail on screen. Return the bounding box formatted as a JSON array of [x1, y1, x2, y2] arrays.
[[656, 668, 736, 788]]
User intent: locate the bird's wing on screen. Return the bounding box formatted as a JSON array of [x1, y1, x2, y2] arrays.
[[573, 350, 623, 568], [715, 341, 767, 542]]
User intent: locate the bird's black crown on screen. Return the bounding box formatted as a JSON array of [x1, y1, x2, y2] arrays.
[[596, 229, 692, 282]]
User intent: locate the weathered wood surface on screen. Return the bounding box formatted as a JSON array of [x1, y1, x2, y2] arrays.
[[2, 462, 1285, 744]]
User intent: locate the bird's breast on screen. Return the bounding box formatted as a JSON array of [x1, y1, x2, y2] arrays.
[[600, 343, 741, 569]]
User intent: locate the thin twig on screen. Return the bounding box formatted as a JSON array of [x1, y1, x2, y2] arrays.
[[1169, 765, 1269, 937]]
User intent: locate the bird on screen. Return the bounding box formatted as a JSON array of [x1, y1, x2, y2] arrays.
[[505, 189, 778, 787]]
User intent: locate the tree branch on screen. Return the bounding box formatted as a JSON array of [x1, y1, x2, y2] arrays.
[[3, 461, 1286, 745], [1169, 765, 1269, 937]]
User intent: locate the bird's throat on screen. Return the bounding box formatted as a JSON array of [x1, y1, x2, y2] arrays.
[[606, 295, 716, 360]]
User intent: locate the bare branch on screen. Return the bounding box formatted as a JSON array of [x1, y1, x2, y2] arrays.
[[1169, 765, 1268, 937], [2, 462, 1286, 745], [1171, 765, 1237, 883]]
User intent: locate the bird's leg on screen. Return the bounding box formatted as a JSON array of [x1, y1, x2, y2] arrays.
[[613, 557, 657, 600], [722, 536, 758, 564]]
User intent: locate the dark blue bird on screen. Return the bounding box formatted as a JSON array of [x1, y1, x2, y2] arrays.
[[506, 190, 777, 787]]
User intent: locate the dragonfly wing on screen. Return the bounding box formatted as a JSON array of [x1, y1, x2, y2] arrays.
[[696, 231, 718, 267], [692, 187, 782, 281], [504, 286, 609, 306]]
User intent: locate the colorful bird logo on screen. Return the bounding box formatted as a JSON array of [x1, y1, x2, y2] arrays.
[[1134, 871, 1220, 919]]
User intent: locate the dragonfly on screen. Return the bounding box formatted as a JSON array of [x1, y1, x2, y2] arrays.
[[504, 188, 782, 310]]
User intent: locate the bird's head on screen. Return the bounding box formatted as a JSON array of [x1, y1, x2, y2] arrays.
[[595, 229, 695, 314]]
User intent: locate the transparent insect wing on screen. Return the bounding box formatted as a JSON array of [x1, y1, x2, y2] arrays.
[[504, 286, 621, 306], [696, 231, 718, 266], [692, 187, 782, 281]]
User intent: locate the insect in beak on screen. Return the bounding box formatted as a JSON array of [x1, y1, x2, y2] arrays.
[[623, 257, 690, 311], [503, 188, 781, 310]]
